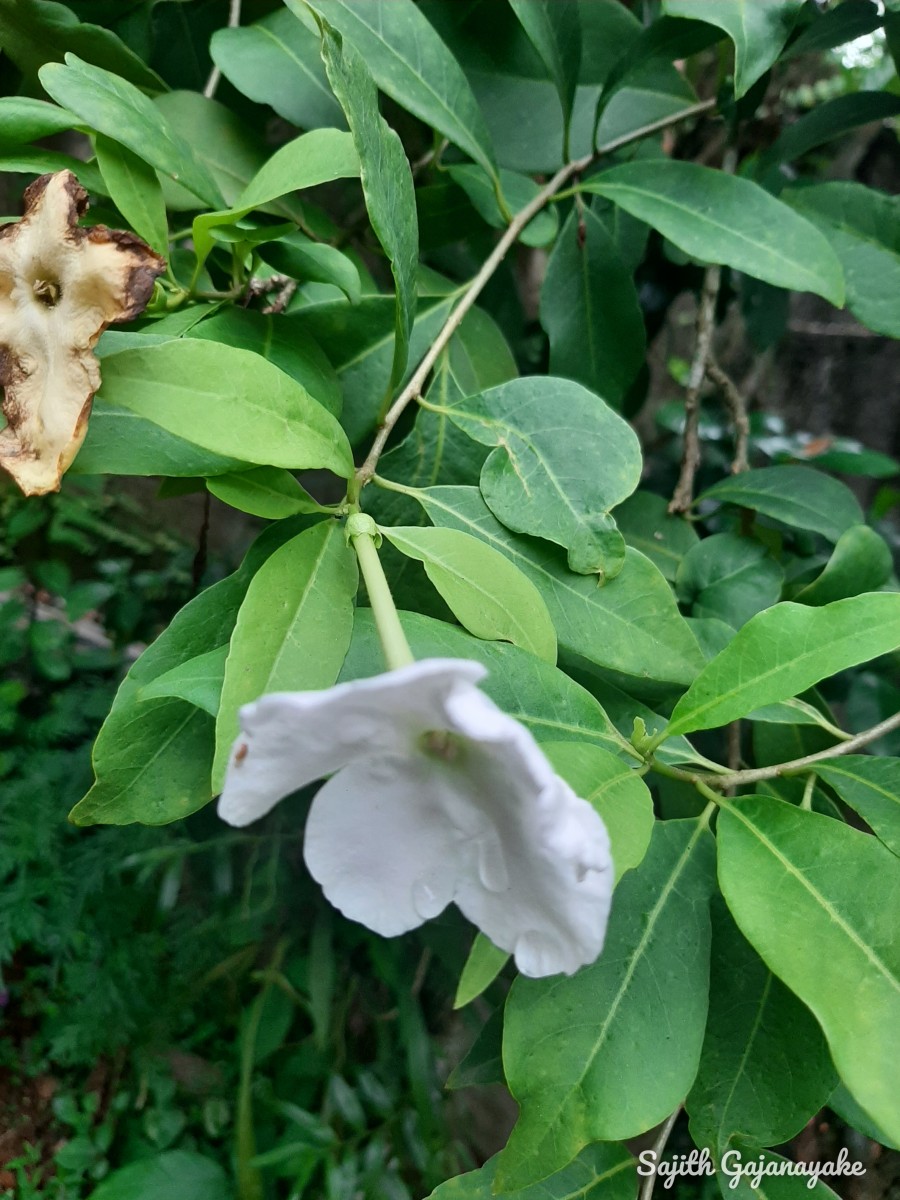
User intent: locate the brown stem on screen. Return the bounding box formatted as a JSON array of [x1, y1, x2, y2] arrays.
[[352, 98, 716, 501], [669, 262, 721, 514], [707, 356, 749, 474]]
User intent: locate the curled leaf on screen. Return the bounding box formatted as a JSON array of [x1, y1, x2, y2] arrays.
[[0, 170, 165, 495]]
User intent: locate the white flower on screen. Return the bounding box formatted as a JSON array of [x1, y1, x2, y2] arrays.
[[218, 658, 613, 977]]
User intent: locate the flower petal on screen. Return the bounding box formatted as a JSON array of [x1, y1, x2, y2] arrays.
[[304, 755, 467, 936], [218, 658, 486, 826]]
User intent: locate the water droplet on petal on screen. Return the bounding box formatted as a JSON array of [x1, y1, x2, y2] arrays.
[[412, 877, 445, 920], [514, 930, 563, 978], [476, 837, 509, 893]]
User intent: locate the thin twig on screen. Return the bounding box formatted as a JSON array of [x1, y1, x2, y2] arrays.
[[707, 356, 750, 473], [203, 0, 242, 99], [669, 263, 721, 514], [654, 710, 900, 791], [353, 98, 716, 499], [639, 1108, 682, 1200]]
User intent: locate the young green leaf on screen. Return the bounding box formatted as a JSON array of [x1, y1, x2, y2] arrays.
[[208, 468, 326, 521], [382, 525, 557, 664], [686, 898, 837, 1155], [666, 594, 900, 737], [258, 233, 362, 305], [793, 525, 893, 606], [543, 741, 654, 883], [699, 466, 864, 543], [94, 134, 169, 256], [300, 0, 498, 182], [441, 377, 642, 577], [454, 935, 510, 1010], [718, 796, 900, 1144], [662, 0, 804, 96], [814, 758, 900, 858], [508, 0, 582, 157], [140, 646, 228, 717], [498, 817, 715, 1190], [582, 161, 845, 306], [39, 55, 223, 207], [541, 207, 646, 409], [318, 20, 419, 397], [98, 341, 354, 479], [413, 486, 703, 686], [428, 1142, 636, 1200], [213, 521, 358, 791]]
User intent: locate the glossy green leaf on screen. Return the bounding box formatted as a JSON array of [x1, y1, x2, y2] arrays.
[[613, 490, 699, 582], [544, 741, 654, 883], [318, 21, 418, 396], [498, 817, 715, 1190], [429, 1143, 636, 1200], [582, 161, 844, 305], [699, 466, 864, 543], [208, 468, 325, 521], [0, 0, 163, 89], [454, 935, 510, 1010], [213, 522, 357, 791], [718, 795, 900, 1143], [258, 233, 362, 305], [383, 526, 557, 664], [0, 96, 77, 143], [211, 9, 345, 130], [445, 164, 559, 248], [676, 533, 784, 629], [666, 594, 900, 737], [340, 610, 624, 755], [300, 0, 498, 181], [783, 183, 900, 338], [508, 0, 582, 155], [794, 525, 893, 606], [98, 341, 354, 478], [765, 92, 900, 166], [413, 486, 703, 686], [0, 148, 106, 195], [94, 133, 169, 256], [140, 646, 228, 717], [814, 758, 900, 858], [541, 207, 646, 409], [73, 403, 246, 479], [442, 377, 642, 577], [39, 55, 222, 207], [89, 1151, 231, 1200], [686, 897, 837, 1155], [663, 0, 803, 95]]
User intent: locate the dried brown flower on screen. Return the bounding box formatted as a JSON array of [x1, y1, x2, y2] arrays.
[[0, 170, 165, 496]]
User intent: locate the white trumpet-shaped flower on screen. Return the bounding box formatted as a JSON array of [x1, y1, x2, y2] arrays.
[[217, 658, 613, 977]]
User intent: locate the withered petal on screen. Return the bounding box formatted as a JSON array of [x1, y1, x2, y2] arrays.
[[0, 170, 166, 496]]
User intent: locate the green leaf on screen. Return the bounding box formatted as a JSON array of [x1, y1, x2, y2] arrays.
[[718, 795, 900, 1143], [699, 466, 864, 543], [318, 21, 419, 396], [382, 525, 557, 664], [0, 96, 77, 143], [686, 897, 837, 1155], [541, 207, 646, 410], [454, 935, 510, 1010], [666, 594, 900, 738], [829, 1081, 900, 1150], [662, 0, 804, 96], [73, 402, 245, 479], [210, 9, 345, 130], [0, 0, 164, 90], [676, 533, 784, 629], [445, 164, 559, 248], [814, 758, 900, 858], [300, 0, 497, 181], [140, 646, 228, 717], [508, 0, 582, 156], [793, 525, 893, 606], [613, 490, 699, 581], [89, 1151, 232, 1200], [764, 92, 900, 166], [582, 161, 845, 306], [543, 741, 654, 883], [213, 522, 358, 791], [94, 133, 169, 256], [258, 233, 362, 305], [39, 55, 222, 207], [783, 0, 881, 60], [445, 1006, 504, 1091], [442, 377, 642, 576], [718, 1149, 841, 1200], [428, 1143, 636, 1200], [191, 128, 360, 274], [498, 817, 715, 1190], [340, 609, 624, 755], [413, 486, 703, 686], [208, 468, 326, 521], [783, 183, 900, 338], [0, 147, 106, 195], [97, 341, 354, 478]]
